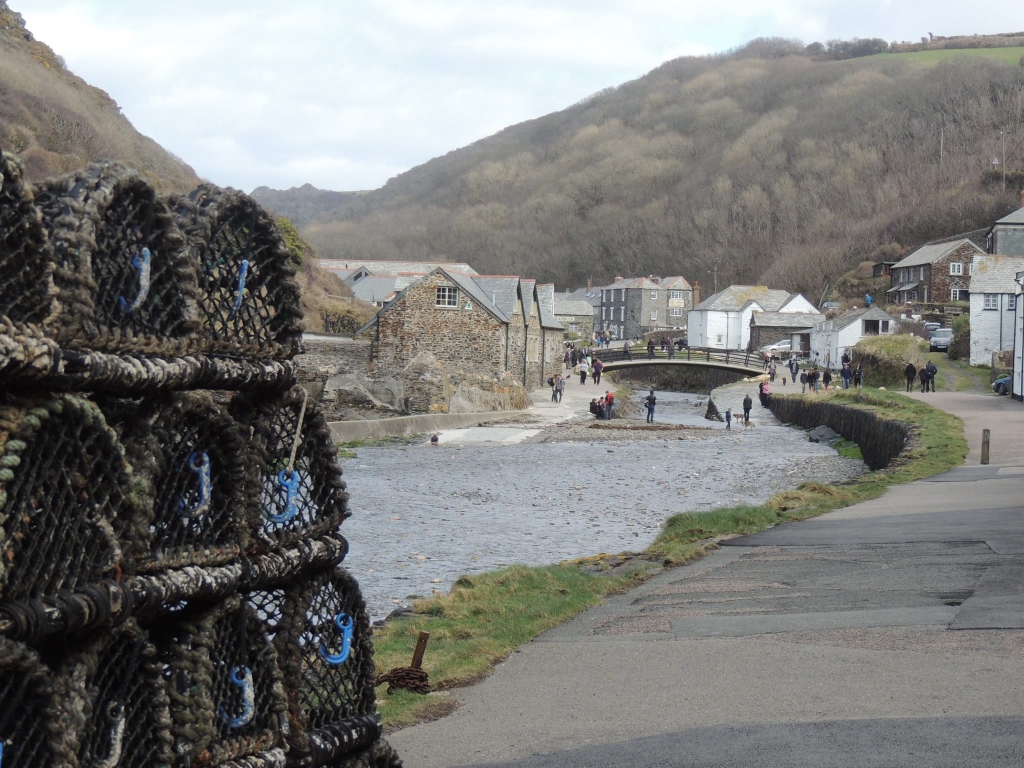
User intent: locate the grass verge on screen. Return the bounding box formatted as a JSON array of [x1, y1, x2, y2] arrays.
[[370, 388, 967, 728]]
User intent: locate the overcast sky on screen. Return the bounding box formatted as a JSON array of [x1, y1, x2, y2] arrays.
[[18, 1, 1023, 193]]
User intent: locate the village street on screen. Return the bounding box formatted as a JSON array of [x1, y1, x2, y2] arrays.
[[389, 390, 1024, 767]]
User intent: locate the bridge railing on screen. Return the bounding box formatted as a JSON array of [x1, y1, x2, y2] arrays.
[[590, 346, 764, 370]]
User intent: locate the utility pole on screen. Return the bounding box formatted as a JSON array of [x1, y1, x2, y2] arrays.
[[1001, 130, 1006, 189], [939, 127, 944, 174], [713, 261, 718, 294]]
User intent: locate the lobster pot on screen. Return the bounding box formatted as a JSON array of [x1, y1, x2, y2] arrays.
[[0, 395, 130, 607], [33, 161, 200, 356], [231, 388, 348, 556], [153, 595, 287, 768], [56, 621, 175, 768], [0, 638, 74, 768], [275, 568, 377, 765], [175, 186, 302, 359], [0, 152, 58, 329], [103, 393, 255, 573], [341, 741, 404, 768]]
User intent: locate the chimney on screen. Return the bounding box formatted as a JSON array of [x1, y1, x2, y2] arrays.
[[1020, 188, 1024, 207], [586, 278, 592, 291], [693, 280, 701, 307], [614, 274, 623, 282]]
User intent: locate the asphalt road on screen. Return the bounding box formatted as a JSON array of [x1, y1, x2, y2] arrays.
[[389, 392, 1024, 767]]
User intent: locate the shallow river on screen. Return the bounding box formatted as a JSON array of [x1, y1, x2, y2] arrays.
[[341, 390, 862, 621]]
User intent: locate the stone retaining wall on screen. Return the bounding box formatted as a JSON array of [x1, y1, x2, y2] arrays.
[[767, 395, 911, 471], [609, 365, 747, 394]]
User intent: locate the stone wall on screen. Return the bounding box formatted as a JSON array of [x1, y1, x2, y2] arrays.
[[524, 294, 544, 389], [929, 241, 978, 303], [369, 271, 507, 379], [767, 394, 911, 470]]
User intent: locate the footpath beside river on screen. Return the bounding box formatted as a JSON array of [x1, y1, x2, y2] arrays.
[[342, 373, 862, 622], [389, 390, 1024, 768]]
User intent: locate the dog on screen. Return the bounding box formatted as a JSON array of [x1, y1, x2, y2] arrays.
[[743, 420, 756, 429]]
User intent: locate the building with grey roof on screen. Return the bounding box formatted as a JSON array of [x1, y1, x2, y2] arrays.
[[969, 254, 1024, 365], [986, 191, 1024, 256], [688, 285, 818, 350], [887, 239, 985, 305]]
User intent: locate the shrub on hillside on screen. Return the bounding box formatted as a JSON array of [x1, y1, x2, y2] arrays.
[[852, 334, 925, 387], [947, 314, 970, 360]]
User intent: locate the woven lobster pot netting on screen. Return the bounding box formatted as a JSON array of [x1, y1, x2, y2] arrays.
[[152, 595, 288, 767], [101, 393, 256, 573], [33, 161, 201, 356], [50, 620, 174, 768], [0, 637, 75, 768], [0, 152, 59, 330], [0, 394, 135, 605], [342, 741, 404, 768], [231, 388, 349, 556], [273, 567, 376, 760], [174, 187, 302, 359]]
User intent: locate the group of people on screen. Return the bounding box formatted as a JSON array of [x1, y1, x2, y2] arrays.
[[548, 373, 566, 402], [564, 344, 605, 385], [589, 391, 616, 419], [905, 361, 938, 393]]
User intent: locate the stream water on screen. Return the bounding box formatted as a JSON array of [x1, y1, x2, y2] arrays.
[[340, 389, 864, 621]]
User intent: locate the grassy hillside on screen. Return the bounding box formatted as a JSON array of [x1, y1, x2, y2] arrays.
[[875, 47, 1024, 65], [0, 2, 200, 192], [283, 43, 1023, 295]]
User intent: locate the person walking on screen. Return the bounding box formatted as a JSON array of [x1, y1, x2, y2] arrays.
[[555, 374, 565, 402], [925, 360, 938, 392], [550, 374, 559, 402], [905, 362, 917, 392], [742, 394, 753, 424], [644, 389, 657, 423], [725, 407, 732, 430], [578, 356, 589, 385], [647, 339, 655, 359], [853, 365, 864, 390], [564, 348, 571, 369], [789, 357, 800, 382], [799, 370, 808, 394], [592, 358, 603, 385], [822, 368, 832, 391], [769, 360, 777, 383], [841, 363, 853, 390], [919, 365, 929, 393]]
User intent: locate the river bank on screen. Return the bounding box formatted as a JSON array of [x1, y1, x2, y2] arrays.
[[341, 378, 864, 623]]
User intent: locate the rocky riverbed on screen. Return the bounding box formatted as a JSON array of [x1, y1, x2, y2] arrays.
[[341, 383, 865, 622]]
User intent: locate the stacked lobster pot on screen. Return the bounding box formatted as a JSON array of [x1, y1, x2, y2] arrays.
[[0, 152, 400, 768]]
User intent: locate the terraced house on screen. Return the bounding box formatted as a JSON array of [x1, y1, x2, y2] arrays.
[[595, 276, 692, 339], [886, 238, 985, 305]]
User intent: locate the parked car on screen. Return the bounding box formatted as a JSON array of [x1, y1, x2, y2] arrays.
[[992, 374, 1012, 396], [923, 322, 941, 334], [760, 340, 792, 354], [929, 328, 954, 352]]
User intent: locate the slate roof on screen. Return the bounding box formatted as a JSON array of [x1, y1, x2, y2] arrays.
[[347, 276, 401, 304], [554, 293, 596, 316], [970, 255, 1024, 293], [750, 311, 824, 328], [563, 287, 601, 306], [318, 259, 477, 276], [606, 277, 665, 290], [535, 284, 562, 330], [694, 285, 796, 312], [472, 276, 522, 318], [659, 276, 692, 290], [443, 269, 510, 323], [891, 239, 983, 269], [886, 281, 920, 294], [994, 207, 1024, 225], [827, 305, 897, 332]]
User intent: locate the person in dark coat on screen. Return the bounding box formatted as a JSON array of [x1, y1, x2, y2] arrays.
[[644, 389, 657, 422], [647, 339, 656, 359], [919, 366, 929, 393], [742, 394, 753, 424], [822, 368, 832, 391], [905, 362, 917, 392], [925, 360, 938, 392]]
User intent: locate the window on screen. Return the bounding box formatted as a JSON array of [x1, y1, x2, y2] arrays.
[[716, 334, 723, 344], [1009, 295, 1017, 311], [619, 325, 624, 337], [600, 290, 605, 301], [902, 269, 909, 282], [950, 262, 963, 276], [951, 288, 968, 301], [918, 267, 925, 280], [670, 290, 685, 300], [619, 307, 625, 321], [569, 323, 579, 332], [670, 308, 683, 317], [881, 320, 890, 333], [436, 286, 458, 307], [650, 309, 658, 321], [909, 290, 918, 301], [984, 294, 998, 310], [651, 290, 658, 300], [620, 289, 625, 301], [602, 306, 606, 319]]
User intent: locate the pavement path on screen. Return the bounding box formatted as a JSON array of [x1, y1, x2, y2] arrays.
[[389, 390, 1024, 767]]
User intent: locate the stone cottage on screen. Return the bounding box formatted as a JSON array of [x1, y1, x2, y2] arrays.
[[886, 239, 985, 305], [353, 267, 563, 413]]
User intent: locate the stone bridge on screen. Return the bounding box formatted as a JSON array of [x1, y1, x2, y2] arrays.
[[594, 346, 765, 377]]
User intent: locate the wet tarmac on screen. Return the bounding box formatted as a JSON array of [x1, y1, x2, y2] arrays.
[[341, 388, 865, 621]]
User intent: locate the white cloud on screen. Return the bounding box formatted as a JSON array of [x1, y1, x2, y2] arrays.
[[18, 0, 1022, 192]]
